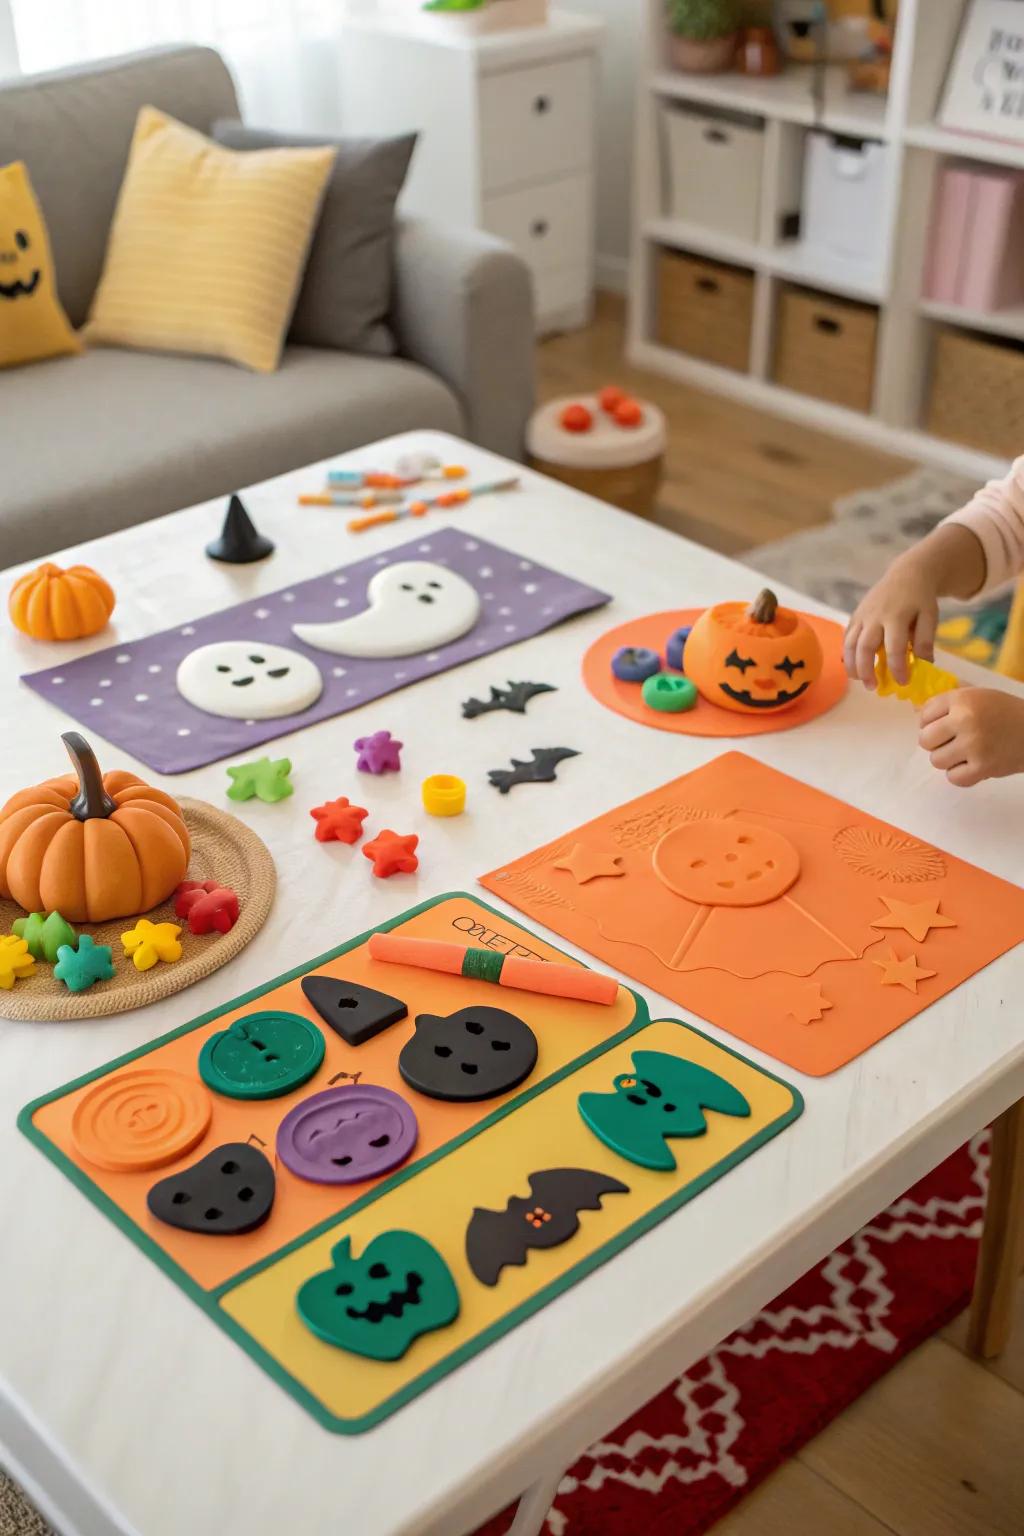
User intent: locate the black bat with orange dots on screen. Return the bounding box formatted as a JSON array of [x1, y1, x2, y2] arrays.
[[465, 1167, 630, 1286]]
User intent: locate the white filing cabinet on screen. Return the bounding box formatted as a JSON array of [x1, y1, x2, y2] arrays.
[[337, 9, 604, 333]]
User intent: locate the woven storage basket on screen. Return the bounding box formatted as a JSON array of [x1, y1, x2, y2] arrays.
[[774, 285, 878, 412], [656, 247, 754, 372], [927, 328, 1024, 459]]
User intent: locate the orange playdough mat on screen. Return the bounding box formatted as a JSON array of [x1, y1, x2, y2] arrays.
[[481, 752, 1024, 1075], [583, 609, 848, 736]]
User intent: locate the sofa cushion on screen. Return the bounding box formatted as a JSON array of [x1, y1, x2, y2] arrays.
[[1, 346, 463, 567], [214, 121, 416, 358], [0, 161, 81, 369], [0, 46, 239, 326]]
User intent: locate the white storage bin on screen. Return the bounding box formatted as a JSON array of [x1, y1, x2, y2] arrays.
[[801, 131, 891, 269], [659, 105, 765, 242]]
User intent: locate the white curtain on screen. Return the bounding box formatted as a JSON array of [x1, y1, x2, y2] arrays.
[[6, 1, 370, 131]]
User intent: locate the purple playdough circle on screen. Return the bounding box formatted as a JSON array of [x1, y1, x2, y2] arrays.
[[276, 1084, 418, 1185]]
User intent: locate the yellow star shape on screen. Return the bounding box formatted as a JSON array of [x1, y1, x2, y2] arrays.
[[552, 844, 625, 885], [873, 946, 937, 994], [121, 919, 182, 973], [870, 896, 957, 944]]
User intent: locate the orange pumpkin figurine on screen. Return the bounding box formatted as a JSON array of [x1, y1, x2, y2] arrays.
[[685, 588, 824, 715], [0, 732, 190, 923], [9, 562, 115, 642]]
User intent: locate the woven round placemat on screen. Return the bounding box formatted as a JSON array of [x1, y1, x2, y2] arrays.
[[0, 798, 276, 1022]]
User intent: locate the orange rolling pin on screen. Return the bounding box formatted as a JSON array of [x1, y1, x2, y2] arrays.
[[366, 933, 618, 1006]]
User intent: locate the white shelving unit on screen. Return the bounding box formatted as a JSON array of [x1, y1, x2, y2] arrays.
[[628, 0, 1024, 479]]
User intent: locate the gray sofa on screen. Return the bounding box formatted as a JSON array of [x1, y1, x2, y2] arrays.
[[0, 46, 535, 566]]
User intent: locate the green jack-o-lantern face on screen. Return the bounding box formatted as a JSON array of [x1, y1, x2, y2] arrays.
[[297, 1230, 460, 1361], [0, 226, 40, 301]]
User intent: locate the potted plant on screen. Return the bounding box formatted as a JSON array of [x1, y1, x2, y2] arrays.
[[666, 0, 740, 74]]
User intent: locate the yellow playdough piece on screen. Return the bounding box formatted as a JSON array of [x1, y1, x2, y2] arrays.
[[935, 616, 973, 644], [874, 648, 960, 707], [121, 919, 182, 973], [0, 934, 36, 989]]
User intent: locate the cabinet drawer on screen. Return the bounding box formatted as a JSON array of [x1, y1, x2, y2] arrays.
[[479, 57, 592, 192], [774, 285, 878, 413], [483, 175, 591, 273], [656, 248, 755, 373]]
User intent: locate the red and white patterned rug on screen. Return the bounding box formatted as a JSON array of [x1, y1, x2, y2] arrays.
[[477, 1131, 989, 1536]]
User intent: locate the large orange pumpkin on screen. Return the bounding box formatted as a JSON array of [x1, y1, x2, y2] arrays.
[[9, 562, 116, 641], [685, 588, 824, 715], [0, 733, 190, 923]]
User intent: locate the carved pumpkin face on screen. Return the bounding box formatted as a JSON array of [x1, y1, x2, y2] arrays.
[[0, 732, 190, 923], [652, 820, 800, 907], [685, 589, 824, 714], [297, 1230, 459, 1361]]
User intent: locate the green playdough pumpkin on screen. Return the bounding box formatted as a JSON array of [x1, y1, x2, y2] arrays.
[[297, 1230, 459, 1361]]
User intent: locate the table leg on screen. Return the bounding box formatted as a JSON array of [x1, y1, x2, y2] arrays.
[[507, 1465, 566, 1536], [967, 1097, 1024, 1359]]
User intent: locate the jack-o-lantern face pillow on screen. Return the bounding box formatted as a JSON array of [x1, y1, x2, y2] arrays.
[[0, 161, 81, 369]]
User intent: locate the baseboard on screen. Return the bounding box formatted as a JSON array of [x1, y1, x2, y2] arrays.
[[595, 252, 629, 294]]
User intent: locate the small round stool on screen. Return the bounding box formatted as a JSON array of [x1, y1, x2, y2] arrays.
[[527, 393, 667, 519]]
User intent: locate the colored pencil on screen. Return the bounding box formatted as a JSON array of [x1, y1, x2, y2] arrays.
[[299, 491, 407, 508], [347, 476, 520, 533], [367, 932, 618, 1006]]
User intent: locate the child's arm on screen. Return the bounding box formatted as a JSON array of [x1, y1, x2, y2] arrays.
[[845, 455, 1024, 687]]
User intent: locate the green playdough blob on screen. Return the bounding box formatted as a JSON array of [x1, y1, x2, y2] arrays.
[[641, 673, 698, 714], [13, 910, 77, 964], [297, 1230, 460, 1361], [198, 1010, 325, 1100], [578, 1049, 751, 1171]]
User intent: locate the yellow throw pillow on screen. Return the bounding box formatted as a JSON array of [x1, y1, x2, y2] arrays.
[[86, 107, 335, 373], [0, 161, 81, 370]]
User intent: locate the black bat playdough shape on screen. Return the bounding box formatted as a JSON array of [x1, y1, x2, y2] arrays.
[[487, 747, 580, 794], [462, 680, 557, 719], [466, 1167, 630, 1285]]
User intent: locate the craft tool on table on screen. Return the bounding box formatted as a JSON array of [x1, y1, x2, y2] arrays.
[[367, 932, 619, 1005], [348, 476, 521, 533], [299, 490, 407, 509], [328, 465, 467, 489]]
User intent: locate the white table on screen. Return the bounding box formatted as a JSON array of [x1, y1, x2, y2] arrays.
[[2, 431, 1022, 1536]]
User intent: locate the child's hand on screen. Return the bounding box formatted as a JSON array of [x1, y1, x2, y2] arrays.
[[918, 687, 1024, 787], [844, 554, 940, 689]]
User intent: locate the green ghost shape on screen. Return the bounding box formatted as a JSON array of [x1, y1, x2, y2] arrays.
[[578, 1050, 751, 1171], [297, 1231, 459, 1361]]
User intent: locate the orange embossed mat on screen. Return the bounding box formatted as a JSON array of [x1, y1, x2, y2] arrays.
[[481, 752, 1024, 1075]]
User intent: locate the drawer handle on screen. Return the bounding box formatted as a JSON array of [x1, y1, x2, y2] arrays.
[[531, 219, 550, 238], [696, 276, 720, 294], [814, 316, 842, 335], [704, 128, 730, 144], [533, 94, 551, 115]]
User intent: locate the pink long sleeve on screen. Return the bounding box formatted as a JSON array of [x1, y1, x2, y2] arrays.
[[945, 455, 1024, 594]]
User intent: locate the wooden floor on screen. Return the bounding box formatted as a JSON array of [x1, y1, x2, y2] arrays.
[[537, 297, 1024, 1536], [537, 293, 909, 555]]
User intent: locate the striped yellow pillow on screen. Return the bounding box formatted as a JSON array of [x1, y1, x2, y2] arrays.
[[86, 107, 335, 373]]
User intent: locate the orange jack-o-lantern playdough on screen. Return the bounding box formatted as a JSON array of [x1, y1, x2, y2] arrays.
[[685, 588, 824, 715], [9, 562, 116, 641], [0, 733, 190, 923]]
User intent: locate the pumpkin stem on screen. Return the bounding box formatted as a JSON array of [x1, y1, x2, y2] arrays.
[[749, 588, 779, 625], [62, 732, 117, 821]]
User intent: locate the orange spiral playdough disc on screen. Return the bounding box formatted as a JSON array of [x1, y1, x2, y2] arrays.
[[653, 820, 800, 908], [71, 1069, 212, 1172]]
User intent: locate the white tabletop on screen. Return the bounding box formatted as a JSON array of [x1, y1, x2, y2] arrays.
[[2, 431, 1022, 1536]]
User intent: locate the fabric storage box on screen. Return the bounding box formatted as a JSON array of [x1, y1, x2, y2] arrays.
[[801, 131, 891, 271], [927, 327, 1024, 459], [656, 248, 755, 372], [774, 285, 878, 411], [659, 105, 765, 242]]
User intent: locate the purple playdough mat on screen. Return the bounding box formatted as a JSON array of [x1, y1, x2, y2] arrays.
[[21, 529, 611, 774]]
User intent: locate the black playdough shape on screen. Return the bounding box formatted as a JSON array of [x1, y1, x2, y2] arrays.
[[466, 1167, 630, 1286], [146, 1142, 275, 1235], [487, 747, 580, 795], [206, 494, 275, 564], [301, 975, 409, 1047], [462, 680, 557, 719], [399, 1005, 538, 1102]]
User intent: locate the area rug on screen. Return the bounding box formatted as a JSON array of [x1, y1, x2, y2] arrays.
[[743, 467, 1010, 667], [475, 1130, 989, 1536], [0, 1133, 989, 1535]]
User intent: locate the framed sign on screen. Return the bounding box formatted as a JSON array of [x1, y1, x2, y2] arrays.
[[939, 0, 1024, 141]]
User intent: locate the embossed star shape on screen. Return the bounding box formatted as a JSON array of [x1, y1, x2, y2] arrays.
[[870, 895, 957, 944], [552, 844, 625, 885], [787, 981, 834, 1026], [872, 946, 937, 994]]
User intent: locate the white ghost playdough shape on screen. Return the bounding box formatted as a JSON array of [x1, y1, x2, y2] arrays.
[[176, 640, 324, 720], [291, 560, 482, 659]]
